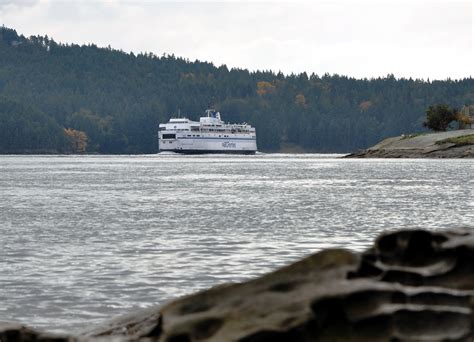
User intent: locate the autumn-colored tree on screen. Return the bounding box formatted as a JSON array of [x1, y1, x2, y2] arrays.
[[256, 81, 276, 96], [64, 128, 88, 153], [359, 100, 373, 112], [295, 94, 307, 107], [456, 105, 474, 129], [67, 109, 110, 152]]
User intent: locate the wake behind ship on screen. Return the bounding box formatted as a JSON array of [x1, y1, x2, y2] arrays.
[[158, 109, 257, 154]]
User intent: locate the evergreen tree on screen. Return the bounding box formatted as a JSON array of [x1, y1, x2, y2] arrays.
[[423, 104, 458, 131]]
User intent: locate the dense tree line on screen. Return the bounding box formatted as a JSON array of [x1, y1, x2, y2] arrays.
[[0, 26, 473, 153], [0, 96, 67, 153]]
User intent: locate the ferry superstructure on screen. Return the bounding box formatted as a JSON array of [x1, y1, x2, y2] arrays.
[[158, 110, 257, 154]]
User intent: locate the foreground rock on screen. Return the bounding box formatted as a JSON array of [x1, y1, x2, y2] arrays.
[[346, 129, 474, 158], [2, 228, 474, 341], [0, 322, 73, 342]]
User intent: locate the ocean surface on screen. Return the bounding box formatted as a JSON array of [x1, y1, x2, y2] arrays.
[[1, 154, 473, 333]]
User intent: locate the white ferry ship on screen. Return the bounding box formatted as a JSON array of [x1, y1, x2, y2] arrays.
[[158, 109, 257, 154]]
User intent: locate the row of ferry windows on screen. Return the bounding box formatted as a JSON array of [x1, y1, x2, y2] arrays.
[[161, 134, 232, 139], [159, 127, 250, 133], [162, 134, 255, 139], [186, 134, 232, 138], [192, 128, 250, 133]]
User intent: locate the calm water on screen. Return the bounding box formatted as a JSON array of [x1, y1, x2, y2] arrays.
[[0, 154, 473, 332]]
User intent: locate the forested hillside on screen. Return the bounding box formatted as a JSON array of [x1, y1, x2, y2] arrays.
[[0, 26, 472, 153]]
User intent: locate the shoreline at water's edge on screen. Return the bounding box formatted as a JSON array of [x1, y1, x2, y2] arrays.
[[345, 145, 474, 158], [0, 151, 349, 156], [345, 129, 474, 158]]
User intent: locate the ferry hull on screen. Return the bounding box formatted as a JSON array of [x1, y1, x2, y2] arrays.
[[159, 137, 257, 155], [160, 149, 256, 155]]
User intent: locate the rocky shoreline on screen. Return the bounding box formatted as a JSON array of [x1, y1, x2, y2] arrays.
[[2, 227, 473, 341], [346, 129, 474, 158]]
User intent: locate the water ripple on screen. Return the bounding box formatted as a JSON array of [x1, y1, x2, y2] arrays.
[[0, 155, 473, 333]]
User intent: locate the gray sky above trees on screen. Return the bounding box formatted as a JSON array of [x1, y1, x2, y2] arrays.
[[0, 0, 472, 80]]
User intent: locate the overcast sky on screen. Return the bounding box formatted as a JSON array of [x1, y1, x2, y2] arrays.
[[0, 0, 472, 79]]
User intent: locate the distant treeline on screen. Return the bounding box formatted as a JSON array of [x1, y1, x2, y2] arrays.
[[0, 26, 473, 153]]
